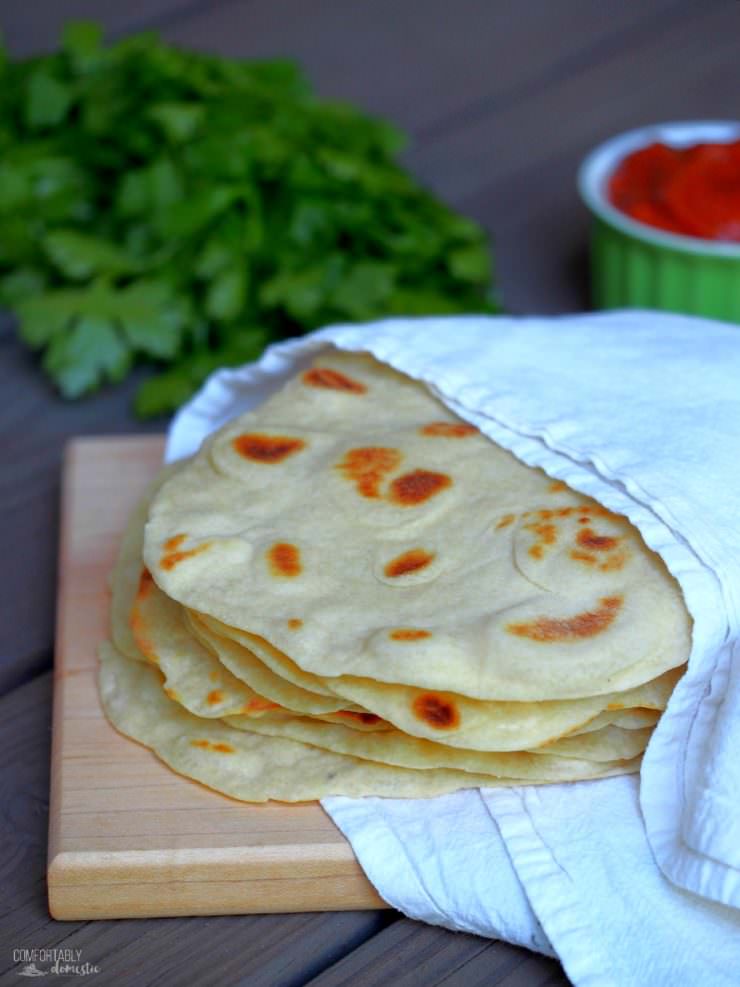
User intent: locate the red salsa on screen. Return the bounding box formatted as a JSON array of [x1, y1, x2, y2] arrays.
[[608, 139, 740, 242]]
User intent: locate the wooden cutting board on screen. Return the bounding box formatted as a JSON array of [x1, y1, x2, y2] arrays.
[[48, 436, 386, 920]]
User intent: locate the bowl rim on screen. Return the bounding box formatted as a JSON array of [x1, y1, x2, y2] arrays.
[[578, 119, 740, 259]]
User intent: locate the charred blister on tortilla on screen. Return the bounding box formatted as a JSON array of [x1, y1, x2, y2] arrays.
[[232, 433, 307, 464], [303, 367, 368, 393]]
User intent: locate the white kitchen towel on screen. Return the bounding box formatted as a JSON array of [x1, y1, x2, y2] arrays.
[[166, 311, 740, 985], [323, 790, 554, 956]]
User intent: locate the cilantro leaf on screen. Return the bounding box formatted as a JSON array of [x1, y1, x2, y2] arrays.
[[16, 278, 189, 359], [0, 22, 498, 417], [134, 325, 270, 417], [62, 21, 104, 72], [25, 70, 72, 129], [42, 230, 140, 279], [148, 102, 205, 142], [205, 265, 248, 322], [43, 316, 130, 397]]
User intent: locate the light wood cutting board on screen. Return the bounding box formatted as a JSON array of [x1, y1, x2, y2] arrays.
[[48, 436, 386, 920]]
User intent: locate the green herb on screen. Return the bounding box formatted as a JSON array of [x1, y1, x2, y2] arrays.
[[0, 23, 498, 416]]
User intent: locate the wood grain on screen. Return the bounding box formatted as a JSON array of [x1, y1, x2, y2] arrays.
[[0, 350, 160, 696], [160, 0, 685, 138], [1, 0, 226, 55], [48, 436, 386, 920], [305, 918, 569, 987]]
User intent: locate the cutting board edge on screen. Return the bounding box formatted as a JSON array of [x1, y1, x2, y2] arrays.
[[47, 847, 387, 920]]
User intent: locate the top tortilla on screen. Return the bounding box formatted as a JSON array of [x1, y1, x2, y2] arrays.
[[143, 350, 691, 701]]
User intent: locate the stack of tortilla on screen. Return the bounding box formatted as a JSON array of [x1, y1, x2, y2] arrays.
[[100, 351, 691, 802]]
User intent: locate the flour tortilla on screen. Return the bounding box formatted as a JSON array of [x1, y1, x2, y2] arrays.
[[128, 566, 279, 717], [100, 643, 640, 801], [226, 710, 651, 776], [144, 350, 691, 701], [185, 609, 365, 718], [310, 665, 682, 751], [111, 464, 387, 725], [528, 725, 652, 761], [109, 462, 181, 663], [189, 611, 343, 699], [193, 607, 681, 752], [124, 569, 391, 729], [573, 707, 659, 733]]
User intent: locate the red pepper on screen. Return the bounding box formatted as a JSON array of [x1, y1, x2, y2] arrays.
[[608, 139, 740, 242]]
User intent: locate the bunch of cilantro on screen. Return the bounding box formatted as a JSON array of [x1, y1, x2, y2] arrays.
[[0, 22, 497, 416]]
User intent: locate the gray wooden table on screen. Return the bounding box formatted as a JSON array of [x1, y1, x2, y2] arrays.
[[1, 2, 738, 984]]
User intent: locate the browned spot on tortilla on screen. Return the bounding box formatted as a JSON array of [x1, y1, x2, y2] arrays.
[[496, 513, 516, 529], [241, 698, 281, 714], [384, 548, 436, 578], [267, 542, 302, 578], [232, 433, 306, 463], [549, 480, 568, 493], [606, 702, 626, 710], [337, 710, 382, 725], [160, 541, 211, 571], [534, 522, 557, 544], [526, 520, 558, 560], [390, 628, 431, 641], [560, 503, 618, 522], [582, 504, 622, 522], [287, 618, 303, 630], [336, 447, 402, 499], [507, 595, 623, 642], [577, 527, 619, 552], [129, 610, 157, 664], [412, 693, 460, 730], [303, 367, 367, 393], [600, 549, 629, 572], [570, 549, 597, 565], [209, 670, 219, 682], [579, 516, 590, 524], [163, 534, 186, 552], [388, 469, 452, 506], [535, 506, 581, 519], [164, 687, 179, 702], [191, 739, 235, 753], [207, 689, 224, 706], [421, 421, 478, 438], [137, 567, 155, 599]]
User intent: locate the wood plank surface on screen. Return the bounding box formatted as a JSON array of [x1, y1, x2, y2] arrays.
[[305, 919, 569, 987], [162, 0, 684, 136], [0, 356, 161, 695], [0, 0, 224, 55], [48, 436, 386, 920]]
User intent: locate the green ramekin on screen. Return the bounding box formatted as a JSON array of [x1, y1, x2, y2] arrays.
[[578, 121, 740, 323]]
